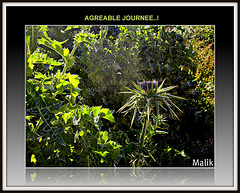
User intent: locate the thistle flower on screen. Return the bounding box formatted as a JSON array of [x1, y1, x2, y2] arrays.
[[118, 79, 186, 151], [139, 80, 158, 91]]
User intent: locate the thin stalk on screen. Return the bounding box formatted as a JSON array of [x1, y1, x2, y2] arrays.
[[61, 61, 68, 77], [140, 116, 148, 151], [70, 42, 80, 58], [140, 99, 150, 151], [62, 42, 80, 75], [57, 42, 80, 84]]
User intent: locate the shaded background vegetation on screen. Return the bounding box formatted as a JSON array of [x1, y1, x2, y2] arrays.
[[26, 25, 214, 167]]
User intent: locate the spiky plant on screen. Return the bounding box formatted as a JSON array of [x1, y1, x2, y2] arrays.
[[117, 79, 186, 150]]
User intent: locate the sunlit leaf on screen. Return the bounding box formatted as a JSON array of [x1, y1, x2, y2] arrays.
[[93, 150, 109, 157], [63, 48, 70, 56], [68, 74, 79, 88], [31, 154, 37, 164], [100, 108, 115, 123]]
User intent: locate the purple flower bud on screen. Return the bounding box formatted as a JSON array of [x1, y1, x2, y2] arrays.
[[139, 80, 158, 91]]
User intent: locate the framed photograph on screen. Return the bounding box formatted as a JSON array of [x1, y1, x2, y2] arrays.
[[2, 2, 238, 191]]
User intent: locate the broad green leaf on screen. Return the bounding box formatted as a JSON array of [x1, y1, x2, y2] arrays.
[[106, 141, 122, 149], [98, 131, 108, 145], [49, 58, 63, 66], [56, 80, 70, 89], [31, 154, 37, 164], [28, 52, 63, 66], [69, 85, 79, 100], [62, 112, 73, 124], [34, 72, 47, 79], [64, 48, 70, 56], [91, 106, 102, 117], [81, 106, 91, 116], [79, 130, 84, 137], [38, 38, 66, 61], [68, 74, 79, 88], [100, 108, 115, 123], [93, 150, 109, 157]]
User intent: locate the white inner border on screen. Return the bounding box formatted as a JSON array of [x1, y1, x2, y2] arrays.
[[2, 2, 238, 191]]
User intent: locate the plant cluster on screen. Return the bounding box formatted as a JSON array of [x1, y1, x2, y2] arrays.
[[26, 25, 214, 167]]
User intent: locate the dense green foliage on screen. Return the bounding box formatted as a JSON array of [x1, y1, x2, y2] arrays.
[[26, 25, 214, 167]]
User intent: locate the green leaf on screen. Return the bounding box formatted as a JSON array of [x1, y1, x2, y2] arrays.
[[91, 106, 102, 117], [100, 108, 115, 123], [130, 100, 140, 129], [79, 130, 84, 137], [162, 99, 179, 120], [106, 141, 122, 149], [93, 150, 109, 157], [69, 85, 79, 100], [167, 98, 182, 112], [117, 95, 138, 113], [68, 73, 79, 88], [64, 26, 82, 31], [26, 64, 33, 78], [38, 38, 67, 62], [28, 52, 63, 66], [98, 131, 108, 145], [63, 48, 70, 56], [132, 81, 146, 94], [158, 86, 177, 93], [157, 78, 166, 92], [62, 112, 73, 124], [31, 154, 37, 164], [165, 93, 187, 100]]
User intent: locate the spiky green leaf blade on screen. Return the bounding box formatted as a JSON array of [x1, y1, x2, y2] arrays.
[[130, 100, 140, 129], [162, 99, 179, 120], [157, 85, 177, 93], [156, 79, 166, 93], [165, 93, 187, 100], [167, 98, 183, 113], [117, 94, 138, 113], [132, 81, 146, 94]]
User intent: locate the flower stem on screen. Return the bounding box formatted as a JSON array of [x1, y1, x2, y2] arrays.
[[140, 116, 148, 151], [57, 42, 80, 84]]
